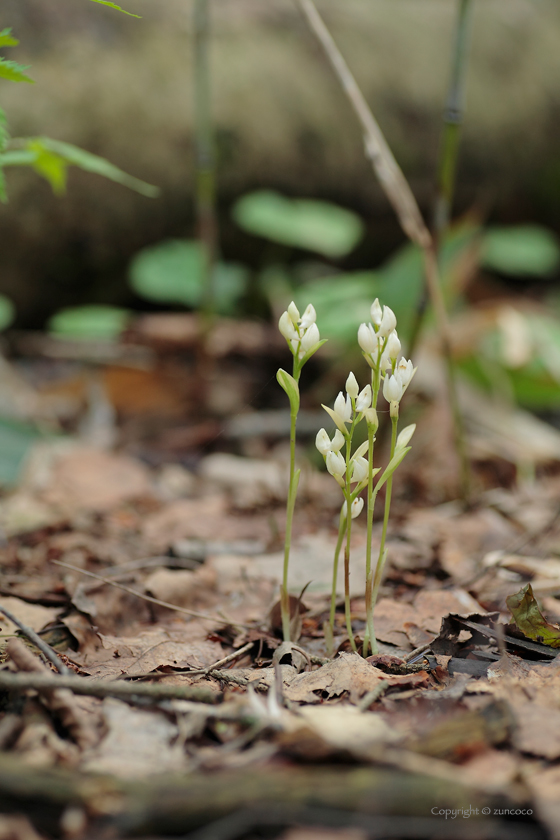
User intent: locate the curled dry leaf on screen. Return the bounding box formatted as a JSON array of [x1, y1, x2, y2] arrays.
[[506, 583, 560, 648]]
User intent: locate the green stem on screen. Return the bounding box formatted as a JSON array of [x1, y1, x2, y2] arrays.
[[329, 507, 346, 637], [371, 414, 398, 612], [343, 432, 357, 653], [193, 0, 218, 323], [362, 423, 377, 657], [281, 404, 299, 642], [434, 0, 473, 237]]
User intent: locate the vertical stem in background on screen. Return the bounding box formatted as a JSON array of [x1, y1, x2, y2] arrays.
[[408, 0, 474, 367], [434, 0, 473, 238], [371, 413, 398, 612], [362, 421, 377, 657], [194, 0, 218, 323], [296, 0, 472, 502]]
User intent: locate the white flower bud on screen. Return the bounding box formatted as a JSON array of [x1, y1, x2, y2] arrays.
[[287, 301, 300, 324], [299, 303, 317, 330], [370, 299, 383, 326], [363, 407, 378, 430], [333, 391, 352, 423], [345, 371, 359, 399], [351, 497, 364, 519], [383, 374, 403, 404], [299, 322, 320, 356], [386, 330, 401, 361], [331, 429, 345, 452], [315, 428, 331, 456], [278, 311, 298, 341], [358, 322, 377, 355], [378, 306, 397, 337], [396, 357, 415, 389], [396, 424, 416, 450], [326, 450, 346, 479], [350, 455, 368, 484], [356, 384, 372, 412]]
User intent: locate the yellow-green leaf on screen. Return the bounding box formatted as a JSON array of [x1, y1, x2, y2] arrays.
[[506, 583, 560, 648]]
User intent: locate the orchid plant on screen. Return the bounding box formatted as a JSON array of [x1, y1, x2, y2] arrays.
[[316, 298, 416, 655], [277, 302, 325, 641]]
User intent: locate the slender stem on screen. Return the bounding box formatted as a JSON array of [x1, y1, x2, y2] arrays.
[[194, 0, 218, 322], [362, 423, 377, 657], [329, 507, 346, 636], [434, 0, 473, 237], [371, 414, 398, 610], [343, 431, 357, 652], [281, 404, 299, 642]]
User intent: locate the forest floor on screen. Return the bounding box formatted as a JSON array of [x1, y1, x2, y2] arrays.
[[1, 316, 560, 840]]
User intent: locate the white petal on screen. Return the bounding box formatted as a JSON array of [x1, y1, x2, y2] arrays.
[[278, 311, 298, 341], [326, 450, 346, 478], [345, 371, 359, 399], [350, 456, 368, 483], [287, 301, 300, 324], [358, 322, 377, 355], [370, 299, 383, 326], [300, 303, 317, 330], [396, 424, 416, 450], [315, 428, 331, 455], [356, 384, 372, 412], [386, 330, 401, 361], [383, 374, 403, 403], [378, 306, 397, 337], [330, 429, 345, 452], [351, 497, 364, 518], [300, 322, 320, 352]]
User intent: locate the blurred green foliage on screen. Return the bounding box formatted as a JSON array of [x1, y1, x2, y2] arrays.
[[232, 191, 364, 259], [129, 239, 249, 316], [48, 305, 130, 341]]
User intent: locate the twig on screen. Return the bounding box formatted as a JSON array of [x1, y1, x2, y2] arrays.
[[296, 0, 471, 500], [403, 642, 432, 665], [52, 560, 250, 629], [0, 670, 220, 704], [187, 641, 255, 675], [296, 0, 428, 249], [357, 680, 389, 712], [0, 604, 70, 675]]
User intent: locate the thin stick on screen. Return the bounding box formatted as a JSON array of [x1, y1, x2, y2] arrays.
[[187, 641, 255, 675], [296, 0, 471, 500], [0, 604, 70, 675], [0, 671, 222, 705], [52, 560, 250, 629]]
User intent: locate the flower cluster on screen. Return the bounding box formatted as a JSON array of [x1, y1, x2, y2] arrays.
[[358, 300, 415, 415], [316, 372, 376, 512], [279, 302, 321, 361]]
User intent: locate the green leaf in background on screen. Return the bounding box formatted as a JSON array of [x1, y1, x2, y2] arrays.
[[482, 225, 560, 277], [87, 0, 141, 17], [0, 29, 19, 49], [233, 191, 364, 258], [0, 106, 8, 153], [506, 583, 560, 648], [0, 137, 159, 198], [48, 305, 131, 341], [0, 58, 34, 84], [0, 417, 43, 486], [129, 239, 249, 315], [0, 294, 15, 331], [31, 137, 159, 197], [27, 140, 68, 195]]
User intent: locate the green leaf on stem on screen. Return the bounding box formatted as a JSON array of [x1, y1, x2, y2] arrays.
[[0, 58, 33, 84], [277, 369, 300, 414], [374, 446, 411, 492], [0, 29, 19, 49], [298, 338, 328, 368], [87, 0, 141, 17], [506, 583, 560, 648]]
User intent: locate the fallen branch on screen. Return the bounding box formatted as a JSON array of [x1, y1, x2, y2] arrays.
[[0, 604, 70, 675], [0, 670, 220, 704]]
